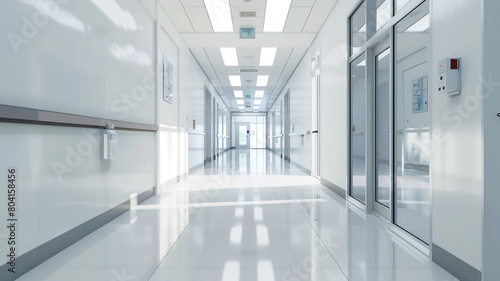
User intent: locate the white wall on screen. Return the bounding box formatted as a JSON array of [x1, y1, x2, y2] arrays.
[[0, 0, 156, 259], [0, 0, 156, 124], [268, 0, 347, 183], [270, 49, 313, 170], [315, 0, 349, 190], [483, 0, 500, 278], [0, 0, 228, 263], [156, 4, 229, 177], [431, 0, 483, 271]]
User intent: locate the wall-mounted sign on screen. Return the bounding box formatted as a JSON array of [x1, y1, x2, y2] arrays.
[[163, 54, 173, 104], [240, 28, 255, 39], [412, 75, 428, 113]]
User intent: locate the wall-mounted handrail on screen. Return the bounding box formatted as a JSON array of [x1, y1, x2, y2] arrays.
[[188, 131, 205, 135], [289, 131, 311, 136], [0, 104, 158, 132]]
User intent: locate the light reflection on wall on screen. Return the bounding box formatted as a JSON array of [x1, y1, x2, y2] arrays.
[[20, 0, 86, 32], [108, 44, 152, 67], [89, 0, 140, 31], [222, 261, 240, 281], [256, 225, 269, 246], [254, 207, 263, 221], [230, 224, 242, 245], [257, 260, 275, 281]]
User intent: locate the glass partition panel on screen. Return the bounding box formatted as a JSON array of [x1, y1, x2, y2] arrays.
[[376, 48, 391, 208], [350, 54, 366, 204], [396, 0, 411, 12], [376, 0, 391, 30], [350, 1, 366, 56], [239, 125, 247, 146], [394, 0, 430, 243]]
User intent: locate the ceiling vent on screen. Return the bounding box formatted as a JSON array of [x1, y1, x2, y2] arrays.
[[239, 11, 257, 17], [244, 79, 253, 84], [240, 68, 258, 73]]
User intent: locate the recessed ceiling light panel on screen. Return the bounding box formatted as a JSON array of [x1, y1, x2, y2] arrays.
[[259, 47, 278, 66], [220, 47, 239, 66], [256, 75, 269, 87], [234, 90, 243, 98], [263, 0, 292, 32], [255, 91, 264, 98], [204, 0, 234, 32], [229, 75, 242, 86]]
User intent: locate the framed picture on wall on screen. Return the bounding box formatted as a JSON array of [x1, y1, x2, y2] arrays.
[[163, 54, 173, 104]]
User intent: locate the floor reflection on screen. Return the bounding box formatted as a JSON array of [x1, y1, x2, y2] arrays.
[[20, 149, 457, 281]]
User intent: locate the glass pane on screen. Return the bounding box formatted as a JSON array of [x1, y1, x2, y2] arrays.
[[350, 1, 366, 56], [256, 124, 265, 148], [239, 125, 247, 146], [250, 124, 257, 148], [394, 1, 430, 243], [376, 48, 391, 208], [376, 0, 391, 30], [350, 54, 366, 204], [396, 0, 411, 12]]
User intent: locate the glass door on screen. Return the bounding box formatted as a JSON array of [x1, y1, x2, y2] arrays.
[[374, 39, 392, 217], [350, 54, 367, 204], [235, 122, 250, 149], [394, 1, 431, 244]]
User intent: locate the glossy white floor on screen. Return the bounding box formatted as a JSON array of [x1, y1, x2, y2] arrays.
[[20, 149, 458, 281]]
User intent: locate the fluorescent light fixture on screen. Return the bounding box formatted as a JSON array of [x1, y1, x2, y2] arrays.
[[236, 99, 244, 105], [255, 90, 264, 98], [234, 90, 243, 98], [253, 106, 260, 110], [204, 0, 233, 32], [405, 14, 430, 32], [254, 100, 262, 105], [259, 47, 278, 66], [238, 106, 245, 110], [263, 0, 292, 32], [229, 75, 242, 86], [220, 47, 238, 66], [256, 75, 269, 87]]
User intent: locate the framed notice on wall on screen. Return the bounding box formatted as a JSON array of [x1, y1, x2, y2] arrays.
[[163, 54, 173, 104], [412, 75, 428, 113]]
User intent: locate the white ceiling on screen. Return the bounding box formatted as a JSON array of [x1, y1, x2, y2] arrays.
[[160, 0, 337, 112]]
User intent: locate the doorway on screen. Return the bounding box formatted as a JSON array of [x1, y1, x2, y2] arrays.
[[312, 73, 321, 178], [284, 91, 291, 162], [235, 122, 250, 149]]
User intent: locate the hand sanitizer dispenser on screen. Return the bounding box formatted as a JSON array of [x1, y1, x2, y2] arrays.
[[102, 123, 117, 160]]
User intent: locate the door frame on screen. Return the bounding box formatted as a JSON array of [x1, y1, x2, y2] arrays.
[[235, 122, 250, 149], [373, 35, 392, 220]]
